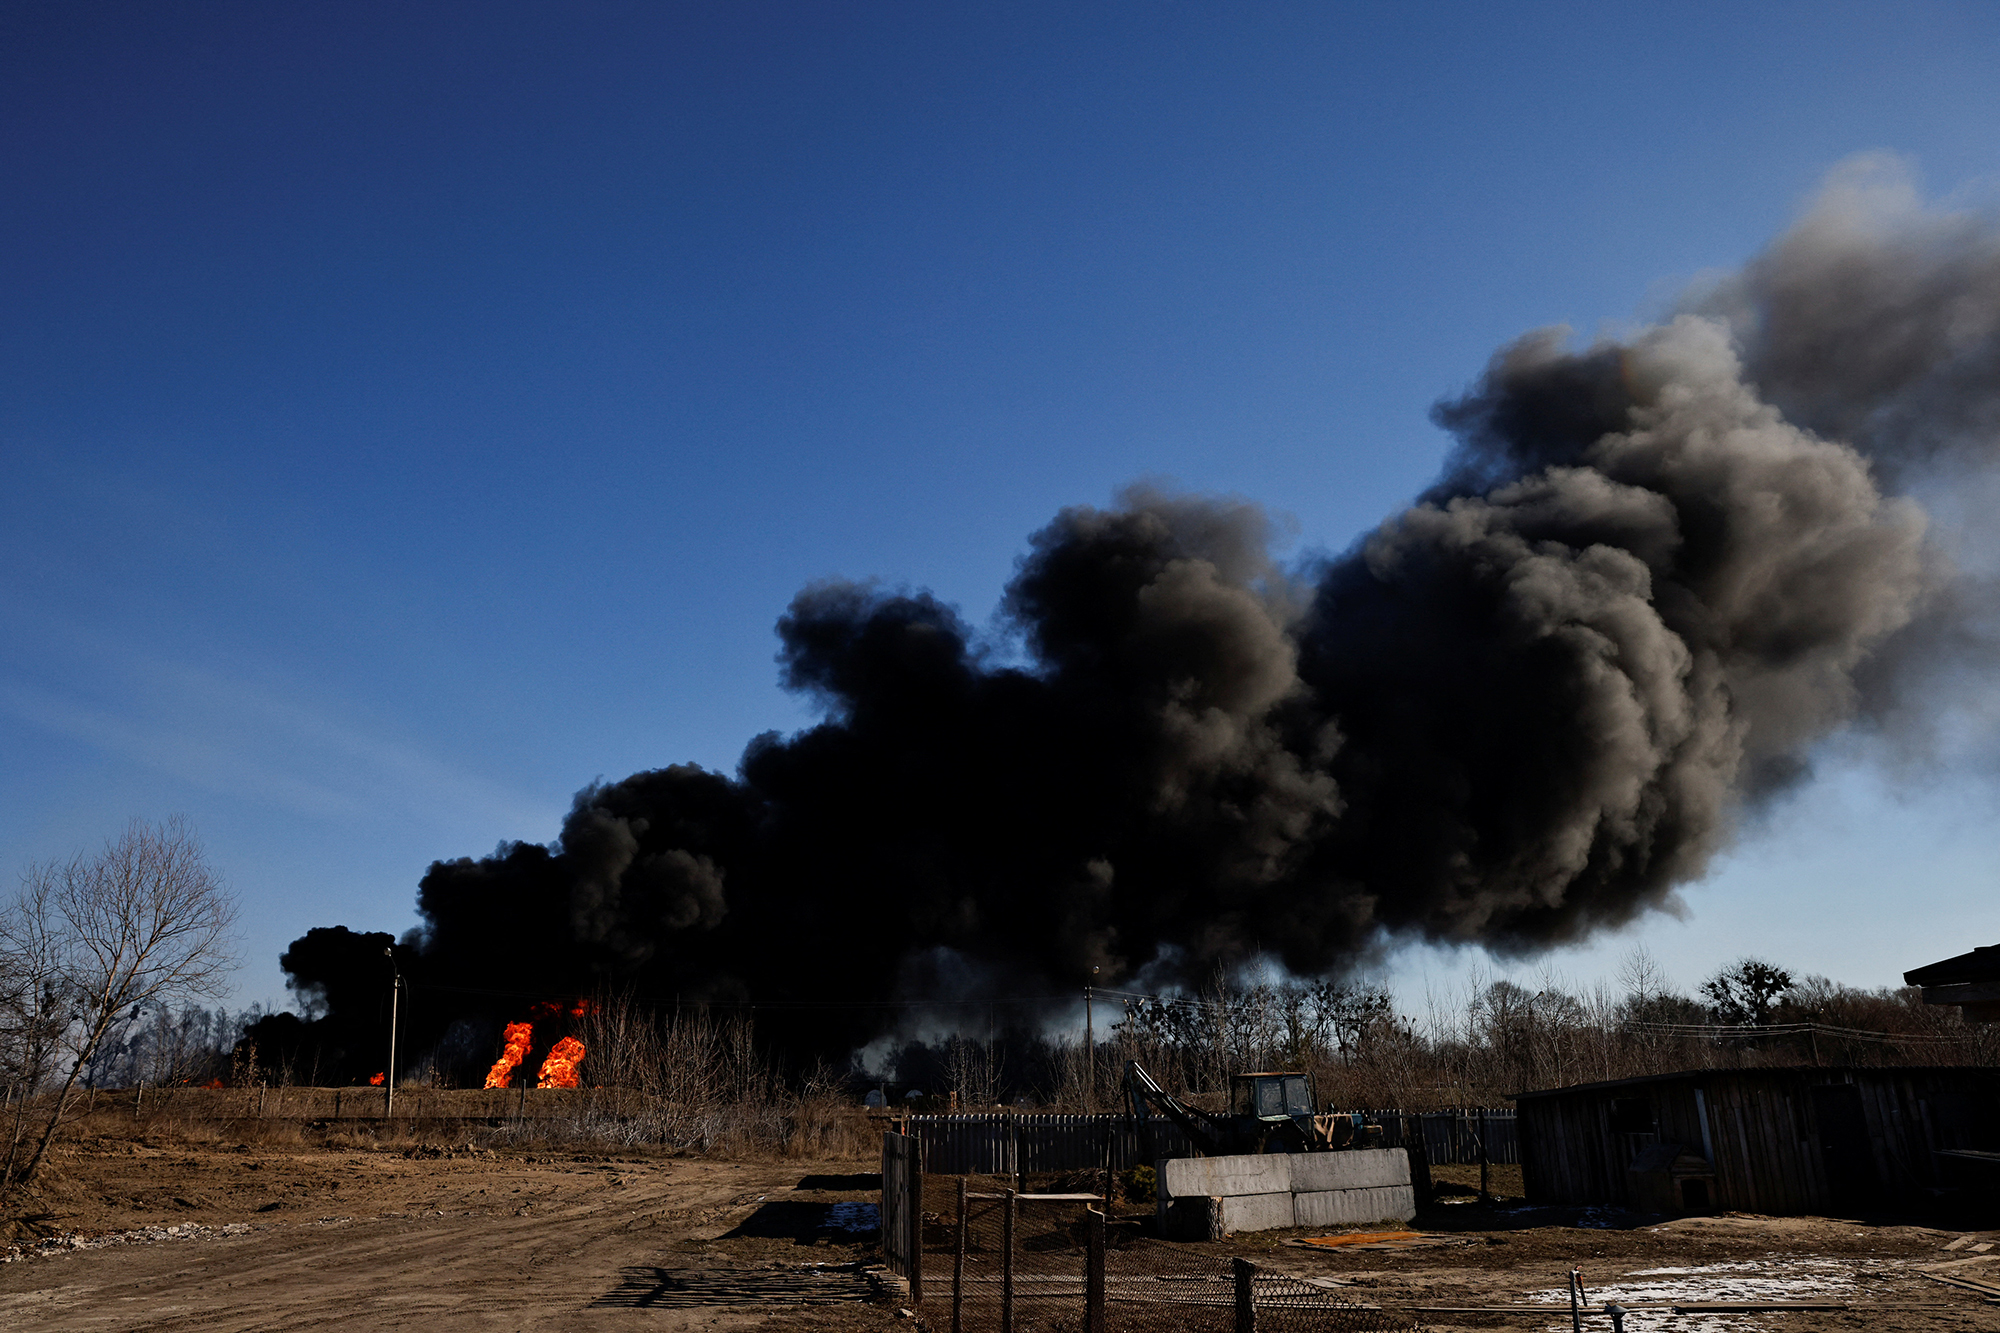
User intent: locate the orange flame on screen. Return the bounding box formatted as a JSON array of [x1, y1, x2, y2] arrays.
[[536, 1036, 585, 1089], [368, 1072, 385, 1086], [484, 1022, 534, 1089]]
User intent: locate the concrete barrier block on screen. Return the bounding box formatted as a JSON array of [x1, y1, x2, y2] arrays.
[[1292, 1184, 1417, 1228], [1287, 1148, 1411, 1194], [1218, 1191, 1296, 1234], [1160, 1153, 1292, 1201]]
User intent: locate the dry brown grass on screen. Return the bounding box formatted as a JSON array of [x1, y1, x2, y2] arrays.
[[3, 1081, 879, 1184]]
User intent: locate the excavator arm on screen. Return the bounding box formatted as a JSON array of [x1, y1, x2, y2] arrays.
[[1123, 1060, 1227, 1159]]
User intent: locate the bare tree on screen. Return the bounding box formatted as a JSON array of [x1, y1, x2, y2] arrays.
[[0, 867, 69, 1184], [1, 817, 238, 1194], [1617, 944, 1669, 1009], [944, 1032, 1003, 1108]]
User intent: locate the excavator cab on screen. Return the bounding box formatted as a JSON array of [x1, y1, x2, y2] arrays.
[[1230, 1072, 1315, 1121], [1228, 1070, 1356, 1152]]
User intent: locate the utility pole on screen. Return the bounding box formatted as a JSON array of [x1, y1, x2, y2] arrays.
[[1085, 966, 1100, 1114], [383, 946, 401, 1119]]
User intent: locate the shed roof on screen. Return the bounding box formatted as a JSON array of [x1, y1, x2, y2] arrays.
[[1509, 1064, 1998, 1101], [1905, 943, 2000, 987]]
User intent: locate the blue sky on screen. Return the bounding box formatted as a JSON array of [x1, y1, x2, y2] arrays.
[[5, 2, 1998, 1018]]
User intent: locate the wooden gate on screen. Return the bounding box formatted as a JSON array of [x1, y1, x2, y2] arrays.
[[880, 1129, 923, 1300]]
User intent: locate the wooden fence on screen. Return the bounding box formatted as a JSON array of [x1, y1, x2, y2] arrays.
[[906, 1113, 1197, 1175], [903, 1108, 1514, 1174], [1366, 1108, 1518, 1166]]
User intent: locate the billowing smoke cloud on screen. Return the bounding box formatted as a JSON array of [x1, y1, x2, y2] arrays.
[[1695, 154, 2000, 476], [282, 158, 2000, 1068], [1688, 155, 2000, 753]]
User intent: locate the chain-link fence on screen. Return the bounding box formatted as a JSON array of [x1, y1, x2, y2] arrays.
[[921, 1178, 1421, 1333]]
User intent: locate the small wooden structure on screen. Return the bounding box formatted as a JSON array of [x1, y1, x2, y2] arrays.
[[1907, 943, 2000, 1024], [1515, 1065, 2000, 1215]]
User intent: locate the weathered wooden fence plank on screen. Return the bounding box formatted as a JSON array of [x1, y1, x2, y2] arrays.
[[881, 1130, 919, 1281]]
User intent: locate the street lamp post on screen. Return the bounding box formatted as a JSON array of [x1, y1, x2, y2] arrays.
[[383, 947, 402, 1119]]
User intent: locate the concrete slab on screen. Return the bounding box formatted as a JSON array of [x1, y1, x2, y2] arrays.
[[1219, 1191, 1297, 1234], [1160, 1153, 1292, 1201], [1287, 1148, 1411, 1193], [1293, 1185, 1417, 1228]]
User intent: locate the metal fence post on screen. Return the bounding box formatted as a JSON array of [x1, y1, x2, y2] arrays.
[[953, 1177, 967, 1333], [1001, 1188, 1016, 1333], [1478, 1107, 1490, 1202], [1085, 1206, 1105, 1333], [1232, 1256, 1257, 1333]]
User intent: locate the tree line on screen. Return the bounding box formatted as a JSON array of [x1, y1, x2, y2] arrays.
[[880, 953, 1998, 1113]]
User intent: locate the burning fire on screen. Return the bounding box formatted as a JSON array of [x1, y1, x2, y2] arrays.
[[368, 1072, 385, 1086], [484, 1022, 535, 1089], [536, 1036, 586, 1089], [481, 1001, 589, 1090]]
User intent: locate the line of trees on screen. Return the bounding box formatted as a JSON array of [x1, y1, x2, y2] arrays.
[[880, 951, 1999, 1112], [72, 998, 269, 1090]]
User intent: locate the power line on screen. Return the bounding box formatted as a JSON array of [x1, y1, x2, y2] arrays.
[[1623, 1020, 1974, 1044], [403, 981, 1078, 1011]]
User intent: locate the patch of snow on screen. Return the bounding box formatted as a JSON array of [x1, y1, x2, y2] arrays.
[[1527, 1258, 1885, 1332]]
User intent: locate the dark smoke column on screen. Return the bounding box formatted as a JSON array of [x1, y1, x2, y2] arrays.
[[283, 158, 1986, 1060]]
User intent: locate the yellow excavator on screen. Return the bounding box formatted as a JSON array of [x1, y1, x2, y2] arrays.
[[1123, 1060, 1377, 1157]]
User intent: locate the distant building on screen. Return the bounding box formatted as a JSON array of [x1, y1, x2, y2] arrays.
[[1905, 944, 2000, 1024], [1515, 1066, 1999, 1215]]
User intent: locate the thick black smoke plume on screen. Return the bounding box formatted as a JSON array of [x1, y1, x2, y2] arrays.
[[276, 159, 2000, 1074]]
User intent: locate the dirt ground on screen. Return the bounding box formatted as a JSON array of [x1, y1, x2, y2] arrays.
[[0, 1134, 904, 1332], [1, 1134, 1995, 1331]]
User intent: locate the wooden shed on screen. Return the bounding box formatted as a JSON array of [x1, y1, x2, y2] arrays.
[[1906, 943, 2000, 1023], [1514, 1065, 2000, 1215]]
